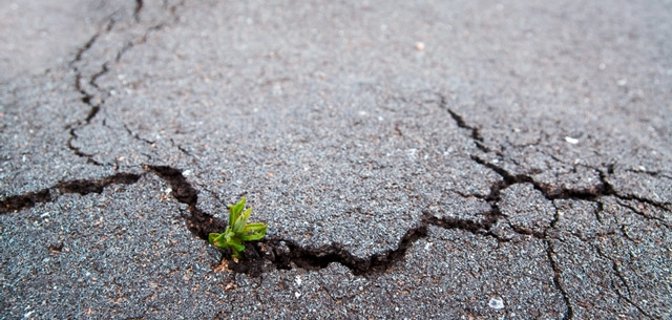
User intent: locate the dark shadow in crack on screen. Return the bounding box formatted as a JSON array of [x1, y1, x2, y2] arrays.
[[0, 173, 141, 214]]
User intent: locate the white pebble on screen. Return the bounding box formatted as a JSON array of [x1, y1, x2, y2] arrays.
[[415, 42, 425, 51], [488, 296, 505, 310], [564, 136, 579, 144]]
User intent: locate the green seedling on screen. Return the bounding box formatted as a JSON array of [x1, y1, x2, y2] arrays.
[[208, 196, 267, 259]]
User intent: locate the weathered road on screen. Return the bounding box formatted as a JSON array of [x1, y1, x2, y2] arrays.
[[1, 0, 671, 319]]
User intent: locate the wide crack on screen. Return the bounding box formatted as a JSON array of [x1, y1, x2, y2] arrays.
[[146, 165, 506, 277], [0, 173, 141, 213], [0, 162, 526, 277]]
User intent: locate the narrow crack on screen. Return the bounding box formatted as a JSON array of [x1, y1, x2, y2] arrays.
[[434, 94, 670, 215], [616, 199, 672, 229], [67, 17, 116, 166], [124, 123, 156, 145], [134, 0, 144, 22], [625, 168, 672, 180], [593, 244, 654, 319], [66, 129, 105, 166], [542, 199, 574, 320], [470, 153, 672, 215], [545, 239, 574, 320], [446, 119, 582, 320], [437, 95, 491, 153], [65, 1, 186, 167]]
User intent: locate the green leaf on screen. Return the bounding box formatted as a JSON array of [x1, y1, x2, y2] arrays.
[[211, 232, 229, 249], [240, 222, 267, 241], [211, 195, 268, 259], [233, 207, 252, 234], [226, 236, 246, 253], [242, 222, 267, 233], [208, 233, 220, 245], [228, 196, 246, 226]]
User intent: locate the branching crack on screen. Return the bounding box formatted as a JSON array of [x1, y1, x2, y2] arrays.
[[65, 1, 186, 166], [435, 105, 671, 319]]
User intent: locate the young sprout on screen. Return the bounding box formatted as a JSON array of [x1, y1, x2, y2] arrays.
[[208, 196, 267, 259]]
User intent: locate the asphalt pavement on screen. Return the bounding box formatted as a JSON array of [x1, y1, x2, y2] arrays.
[[1, 0, 671, 319]]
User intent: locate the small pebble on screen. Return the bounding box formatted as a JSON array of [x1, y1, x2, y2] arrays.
[[488, 296, 505, 310], [415, 42, 425, 51], [564, 136, 579, 144]]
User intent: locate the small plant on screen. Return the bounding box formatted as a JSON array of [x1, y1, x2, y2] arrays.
[[208, 196, 267, 259]]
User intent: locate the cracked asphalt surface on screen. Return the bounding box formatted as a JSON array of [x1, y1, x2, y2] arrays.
[[1, 0, 671, 319]]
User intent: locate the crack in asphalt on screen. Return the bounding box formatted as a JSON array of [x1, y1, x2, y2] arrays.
[[66, 17, 117, 167], [65, 0, 185, 167], [2, 101, 670, 316], [4, 22, 670, 311], [0, 173, 141, 213], [544, 200, 575, 320], [545, 239, 574, 320], [146, 164, 518, 277], [437, 95, 491, 154], [0, 162, 539, 277], [593, 244, 655, 319], [433, 96, 671, 319], [134, 0, 143, 23]]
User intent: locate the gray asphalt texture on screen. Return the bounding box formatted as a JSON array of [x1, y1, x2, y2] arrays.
[[1, 0, 671, 319]]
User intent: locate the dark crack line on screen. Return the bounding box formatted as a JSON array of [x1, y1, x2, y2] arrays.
[[134, 0, 144, 22], [616, 199, 672, 229], [66, 129, 105, 166], [470, 154, 672, 215], [146, 165, 227, 239], [545, 239, 574, 320], [170, 138, 194, 158], [0, 173, 142, 213], [2, 158, 664, 290], [123, 123, 156, 145], [433, 94, 670, 215], [65, 1, 186, 167], [543, 198, 574, 319], [67, 17, 117, 166], [69, 17, 116, 67], [593, 244, 654, 319], [437, 95, 491, 153], [145, 163, 572, 277], [7, 81, 667, 306], [440, 102, 669, 319], [143, 165, 514, 277], [625, 168, 672, 180]]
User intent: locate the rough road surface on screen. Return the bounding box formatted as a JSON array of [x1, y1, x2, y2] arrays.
[[1, 0, 671, 319]]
